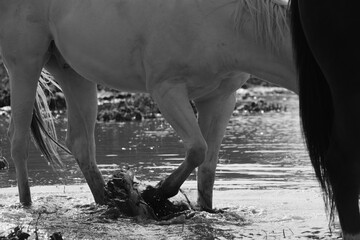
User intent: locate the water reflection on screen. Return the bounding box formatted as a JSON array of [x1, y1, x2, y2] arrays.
[[1, 93, 341, 239], [0, 93, 314, 191]]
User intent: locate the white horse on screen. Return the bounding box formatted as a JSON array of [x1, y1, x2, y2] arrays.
[[0, 0, 295, 211]]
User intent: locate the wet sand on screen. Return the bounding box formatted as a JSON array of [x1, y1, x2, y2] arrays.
[[0, 183, 342, 239]]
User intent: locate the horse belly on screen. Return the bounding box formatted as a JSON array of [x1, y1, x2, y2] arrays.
[[49, 1, 147, 92]]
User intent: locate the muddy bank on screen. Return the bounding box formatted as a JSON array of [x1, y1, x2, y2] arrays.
[[0, 184, 341, 239], [96, 91, 161, 122], [96, 87, 291, 122], [0, 86, 292, 123]]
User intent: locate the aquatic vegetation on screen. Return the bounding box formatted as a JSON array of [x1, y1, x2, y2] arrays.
[[235, 99, 286, 114], [104, 168, 192, 221], [0, 226, 63, 240], [0, 226, 30, 240], [0, 149, 8, 170], [97, 91, 164, 122]]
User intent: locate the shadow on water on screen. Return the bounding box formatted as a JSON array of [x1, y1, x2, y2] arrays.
[[0, 92, 342, 239]]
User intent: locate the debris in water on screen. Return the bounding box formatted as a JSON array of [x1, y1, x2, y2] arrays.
[[0, 226, 64, 240], [141, 184, 191, 220], [0, 226, 30, 240], [104, 168, 192, 221], [50, 232, 63, 240], [0, 155, 8, 170]]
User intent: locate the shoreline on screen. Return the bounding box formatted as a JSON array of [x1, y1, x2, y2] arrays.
[[0, 86, 295, 123], [0, 183, 341, 239]]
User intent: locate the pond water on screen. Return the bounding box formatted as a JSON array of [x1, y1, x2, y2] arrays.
[[0, 90, 342, 239], [0, 92, 312, 189]]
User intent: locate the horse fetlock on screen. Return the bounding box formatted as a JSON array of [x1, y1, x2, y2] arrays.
[[197, 189, 213, 211], [18, 185, 32, 206]]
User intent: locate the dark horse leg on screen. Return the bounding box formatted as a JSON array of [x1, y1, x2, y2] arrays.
[[293, 0, 360, 236], [327, 134, 360, 235]]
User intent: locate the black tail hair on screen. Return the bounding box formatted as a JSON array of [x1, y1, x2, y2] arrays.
[[289, 0, 335, 220]]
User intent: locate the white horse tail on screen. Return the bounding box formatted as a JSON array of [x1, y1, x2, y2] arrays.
[[31, 70, 71, 168]]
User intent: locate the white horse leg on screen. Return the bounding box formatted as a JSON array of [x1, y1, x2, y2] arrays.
[[7, 75, 37, 205], [195, 92, 236, 210], [151, 81, 207, 199], [45, 56, 105, 204], [2, 44, 50, 205], [194, 72, 249, 210]]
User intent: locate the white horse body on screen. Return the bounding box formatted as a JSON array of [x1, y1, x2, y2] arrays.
[[49, 0, 296, 95], [0, 0, 295, 209]]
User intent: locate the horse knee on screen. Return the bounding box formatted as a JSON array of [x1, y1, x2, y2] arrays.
[[66, 133, 88, 158], [10, 132, 30, 164], [186, 141, 208, 167], [66, 129, 95, 162]]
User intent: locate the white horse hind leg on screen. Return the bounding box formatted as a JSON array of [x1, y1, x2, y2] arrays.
[[45, 56, 105, 204]]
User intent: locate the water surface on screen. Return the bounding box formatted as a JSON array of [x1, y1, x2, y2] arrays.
[[0, 91, 342, 239], [0, 93, 313, 189]]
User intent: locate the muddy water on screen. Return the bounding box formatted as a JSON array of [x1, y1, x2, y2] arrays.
[[0, 91, 342, 239]]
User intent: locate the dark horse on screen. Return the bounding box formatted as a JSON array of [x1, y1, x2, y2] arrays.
[[290, 0, 360, 238]]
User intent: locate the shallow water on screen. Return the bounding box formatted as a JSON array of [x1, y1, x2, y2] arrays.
[[0, 93, 312, 189], [0, 91, 342, 239]]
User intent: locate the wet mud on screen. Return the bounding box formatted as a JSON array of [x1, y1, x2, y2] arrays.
[[0, 185, 343, 239], [103, 169, 191, 221]]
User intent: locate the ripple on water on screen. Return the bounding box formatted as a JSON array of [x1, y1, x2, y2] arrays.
[[0, 93, 343, 239]]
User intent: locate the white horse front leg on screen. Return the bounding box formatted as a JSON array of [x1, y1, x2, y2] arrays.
[[195, 92, 237, 211], [150, 80, 207, 199]]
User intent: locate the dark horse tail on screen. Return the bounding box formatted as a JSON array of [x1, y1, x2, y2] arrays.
[[289, 0, 335, 219], [30, 71, 71, 169]]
